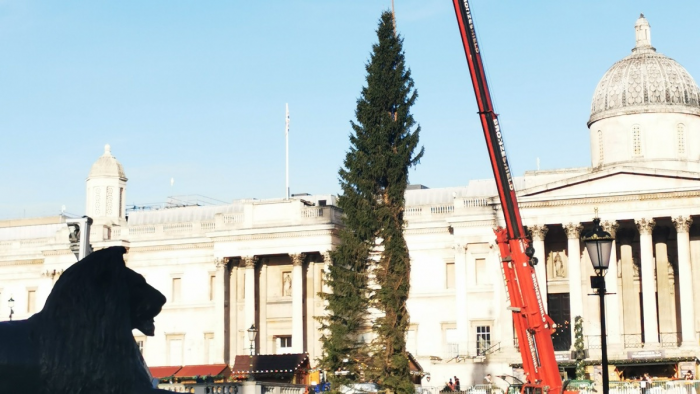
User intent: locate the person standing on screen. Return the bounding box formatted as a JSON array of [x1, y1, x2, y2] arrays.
[[642, 373, 652, 394]]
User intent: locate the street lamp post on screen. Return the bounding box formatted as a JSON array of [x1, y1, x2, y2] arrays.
[[8, 297, 14, 321], [247, 324, 258, 381], [582, 216, 614, 394]]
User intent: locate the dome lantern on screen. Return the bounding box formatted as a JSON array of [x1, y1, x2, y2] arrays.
[[634, 14, 653, 52], [86, 144, 128, 227]]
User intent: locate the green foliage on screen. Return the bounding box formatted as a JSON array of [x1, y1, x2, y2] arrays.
[[574, 316, 586, 380], [318, 10, 423, 394]]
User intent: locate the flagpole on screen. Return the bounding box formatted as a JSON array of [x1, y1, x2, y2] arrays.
[[285, 103, 290, 200]]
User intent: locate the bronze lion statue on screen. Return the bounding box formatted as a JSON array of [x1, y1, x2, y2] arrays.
[[0, 246, 169, 394]]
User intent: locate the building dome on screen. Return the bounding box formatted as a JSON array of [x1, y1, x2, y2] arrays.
[[589, 14, 700, 126], [88, 144, 127, 180]]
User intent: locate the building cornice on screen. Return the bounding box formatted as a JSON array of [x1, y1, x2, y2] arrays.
[[516, 190, 700, 209], [0, 258, 44, 267], [214, 229, 338, 243], [128, 242, 214, 253]]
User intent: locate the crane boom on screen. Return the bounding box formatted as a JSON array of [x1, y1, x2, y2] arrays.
[[451, 1, 563, 394]]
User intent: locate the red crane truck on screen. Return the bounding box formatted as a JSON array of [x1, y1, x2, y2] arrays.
[[451, 1, 564, 394]]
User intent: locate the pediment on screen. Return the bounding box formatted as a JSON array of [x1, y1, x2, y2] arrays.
[[517, 166, 700, 200]]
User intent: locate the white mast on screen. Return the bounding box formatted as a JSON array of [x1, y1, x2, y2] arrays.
[[285, 103, 290, 200]]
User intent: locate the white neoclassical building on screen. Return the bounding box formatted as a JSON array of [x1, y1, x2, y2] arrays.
[[1, 14, 699, 385]]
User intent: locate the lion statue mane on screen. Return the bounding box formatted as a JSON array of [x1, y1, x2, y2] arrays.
[[0, 246, 170, 394]]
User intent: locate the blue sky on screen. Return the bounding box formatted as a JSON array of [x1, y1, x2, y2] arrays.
[[1, 1, 699, 218]]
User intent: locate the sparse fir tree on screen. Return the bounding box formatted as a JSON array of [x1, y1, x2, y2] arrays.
[[574, 316, 586, 380], [319, 10, 423, 394]]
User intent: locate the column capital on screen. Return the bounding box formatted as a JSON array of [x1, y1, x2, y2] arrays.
[[564, 222, 583, 239], [635, 218, 656, 235], [602, 220, 619, 239], [673, 216, 693, 234], [528, 225, 549, 241], [242, 256, 258, 269], [290, 253, 306, 267], [214, 257, 228, 270]]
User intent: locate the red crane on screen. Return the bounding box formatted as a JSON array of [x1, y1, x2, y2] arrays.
[[451, 1, 563, 394]]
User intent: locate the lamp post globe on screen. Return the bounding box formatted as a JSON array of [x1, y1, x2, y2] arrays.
[[582, 217, 614, 275], [582, 216, 614, 394]]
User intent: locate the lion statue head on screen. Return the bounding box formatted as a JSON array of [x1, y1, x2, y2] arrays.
[[0, 246, 168, 394]]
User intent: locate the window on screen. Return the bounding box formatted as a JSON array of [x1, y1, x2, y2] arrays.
[[475, 258, 490, 284], [166, 334, 184, 366], [27, 290, 36, 314], [277, 336, 292, 354], [678, 124, 686, 154], [476, 326, 491, 356], [209, 275, 216, 301], [134, 336, 146, 355], [204, 333, 215, 364], [172, 278, 182, 303], [445, 328, 459, 358], [598, 130, 604, 163], [445, 262, 455, 289], [633, 125, 641, 156]]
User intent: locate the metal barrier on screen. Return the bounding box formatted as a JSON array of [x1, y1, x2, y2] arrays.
[[610, 380, 700, 394], [428, 384, 503, 394]]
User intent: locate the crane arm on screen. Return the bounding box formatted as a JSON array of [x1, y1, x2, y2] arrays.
[[451, 1, 563, 393]]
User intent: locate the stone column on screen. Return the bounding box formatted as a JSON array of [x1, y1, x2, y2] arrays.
[[455, 244, 469, 356], [618, 229, 641, 339], [653, 227, 676, 338], [529, 225, 549, 311], [259, 259, 268, 354], [636, 218, 659, 344], [674, 216, 696, 345], [306, 256, 318, 360], [565, 223, 584, 342], [229, 263, 238, 358], [602, 221, 621, 346], [242, 256, 257, 348], [213, 258, 227, 364], [290, 253, 306, 353], [321, 251, 332, 294]]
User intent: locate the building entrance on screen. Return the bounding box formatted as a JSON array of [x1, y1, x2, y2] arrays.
[[548, 293, 571, 351]]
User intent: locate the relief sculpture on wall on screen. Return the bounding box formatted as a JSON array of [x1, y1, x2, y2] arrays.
[[283, 271, 292, 297], [548, 251, 568, 279]]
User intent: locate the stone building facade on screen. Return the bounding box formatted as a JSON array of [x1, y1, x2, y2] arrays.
[[1, 14, 699, 385]]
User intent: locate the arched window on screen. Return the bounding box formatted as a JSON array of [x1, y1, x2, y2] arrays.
[[598, 130, 604, 163], [633, 125, 641, 156], [677, 123, 686, 155]]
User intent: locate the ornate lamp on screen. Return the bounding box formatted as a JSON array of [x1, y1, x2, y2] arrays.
[[582, 217, 614, 276], [8, 297, 14, 321], [247, 324, 258, 381], [582, 215, 614, 394]]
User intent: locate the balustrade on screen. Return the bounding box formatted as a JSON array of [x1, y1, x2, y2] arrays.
[[623, 333, 644, 348], [585, 334, 602, 349], [659, 332, 681, 348], [430, 205, 454, 214]]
